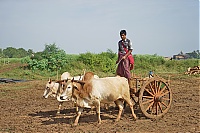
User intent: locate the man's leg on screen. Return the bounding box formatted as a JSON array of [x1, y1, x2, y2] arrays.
[[128, 78, 137, 94]]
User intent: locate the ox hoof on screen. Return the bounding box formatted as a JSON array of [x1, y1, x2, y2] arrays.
[[133, 114, 137, 119], [115, 118, 120, 122], [133, 116, 138, 121], [73, 123, 78, 127]]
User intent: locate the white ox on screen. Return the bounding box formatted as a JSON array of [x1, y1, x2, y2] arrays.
[[58, 72, 99, 113], [43, 72, 72, 99], [60, 75, 137, 126], [43, 72, 83, 114], [59, 72, 99, 101]]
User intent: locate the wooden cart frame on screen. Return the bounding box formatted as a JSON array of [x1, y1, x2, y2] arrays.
[[130, 74, 172, 119]]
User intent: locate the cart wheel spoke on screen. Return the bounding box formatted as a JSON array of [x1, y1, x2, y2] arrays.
[[154, 80, 157, 94], [145, 101, 154, 112], [158, 102, 163, 113], [142, 99, 154, 105], [157, 81, 162, 94], [156, 102, 159, 115], [162, 97, 170, 101], [142, 95, 154, 99], [144, 88, 154, 96], [160, 91, 169, 97], [149, 83, 156, 95], [158, 85, 167, 95], [160, 101, 168, 108]]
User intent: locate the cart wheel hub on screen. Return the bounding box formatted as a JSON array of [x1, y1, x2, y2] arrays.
[[154, 94, 162, 102]]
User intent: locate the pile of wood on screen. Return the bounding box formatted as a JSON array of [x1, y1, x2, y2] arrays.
[[185, 66, 200, 75]]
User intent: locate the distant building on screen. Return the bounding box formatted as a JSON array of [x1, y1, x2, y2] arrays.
[[172, 51, 190, 60], [164, 57, 172, 60]]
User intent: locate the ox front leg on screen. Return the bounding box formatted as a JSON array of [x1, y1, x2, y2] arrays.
[[114, 100, 124, 121], [95, 102, 101, 124], [124, 97, 137, 120], [73, 102, 78, 113], [74, 107, 83, 126], [57, 102, 63, 114]]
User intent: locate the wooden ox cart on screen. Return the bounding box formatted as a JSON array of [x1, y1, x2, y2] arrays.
[[129, 73, 172, 119]]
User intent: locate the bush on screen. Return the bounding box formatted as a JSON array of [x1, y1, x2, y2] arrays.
[[23, 44, 68, 72], [77, 50, 117, 74]]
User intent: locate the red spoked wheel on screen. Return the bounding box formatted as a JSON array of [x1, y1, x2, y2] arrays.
[[139, 77, 172, 119]]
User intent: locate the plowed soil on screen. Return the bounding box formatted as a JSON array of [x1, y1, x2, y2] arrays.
[[0, 75, 199, 133]]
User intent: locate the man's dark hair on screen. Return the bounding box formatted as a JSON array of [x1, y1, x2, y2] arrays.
[[120, 30, 126, 35]]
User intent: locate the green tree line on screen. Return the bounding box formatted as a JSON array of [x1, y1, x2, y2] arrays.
[[1, 44, 199, 78], [0, 44, 199, 59], [0, 47, 33, 58]]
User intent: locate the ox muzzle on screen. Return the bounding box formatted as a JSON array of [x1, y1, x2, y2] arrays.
[[59, 95, 71, 101]]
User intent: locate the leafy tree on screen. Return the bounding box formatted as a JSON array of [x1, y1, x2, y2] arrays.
[[27, 49, 34, 56], [186, 50, 200, 59], [45, 49, 67, 71], [24, 43, 67, 71], [16, 48, 28, 58], [3, 47, 16, 58], [42, 43, 59, 57], [3, 47, 28, 58]]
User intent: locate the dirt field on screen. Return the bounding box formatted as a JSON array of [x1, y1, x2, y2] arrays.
[[0, 75, 199, 133]]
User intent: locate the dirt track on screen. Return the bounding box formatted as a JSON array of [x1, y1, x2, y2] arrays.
[[0, 75, 199, 133]]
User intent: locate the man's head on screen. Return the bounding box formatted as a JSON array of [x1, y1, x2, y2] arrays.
[[120, 30, 127, 41]]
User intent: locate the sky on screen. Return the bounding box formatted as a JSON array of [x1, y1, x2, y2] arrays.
[[0, 0, 199, 57]]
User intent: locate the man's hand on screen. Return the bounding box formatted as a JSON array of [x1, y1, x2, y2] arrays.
[[122, 56, 126, 60]]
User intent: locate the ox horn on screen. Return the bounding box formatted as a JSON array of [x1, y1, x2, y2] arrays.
[[48, 78, 52, 83]]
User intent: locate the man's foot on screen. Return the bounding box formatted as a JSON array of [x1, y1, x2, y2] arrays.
[[135, 91, 139, 97]]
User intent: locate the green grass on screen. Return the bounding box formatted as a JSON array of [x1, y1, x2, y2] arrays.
[[0, 57, 22, 64]]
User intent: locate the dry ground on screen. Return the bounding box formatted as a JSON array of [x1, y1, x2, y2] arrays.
[[0, 75, 199, 133]]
